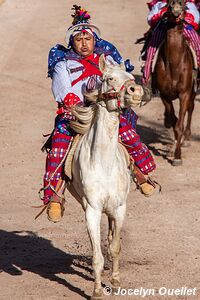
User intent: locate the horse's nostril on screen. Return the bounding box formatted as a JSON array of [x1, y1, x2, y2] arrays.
[[127, 85, 136, 95]]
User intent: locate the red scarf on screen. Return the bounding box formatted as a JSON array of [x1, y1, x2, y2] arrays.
[[72, 54, 102, 86]]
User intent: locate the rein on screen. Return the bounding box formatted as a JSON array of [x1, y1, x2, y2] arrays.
[[100, 84, 124, 111], [100, 92, 122, 111], [100, 79, 135, 111], [101, 91, 121, 101]]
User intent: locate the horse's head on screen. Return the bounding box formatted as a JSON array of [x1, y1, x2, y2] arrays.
[[98, 54, 143, 111], [167, 0, 185, 18], [70, 56, 143, 134]]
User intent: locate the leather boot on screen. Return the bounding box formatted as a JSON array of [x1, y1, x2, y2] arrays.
[[47, 195, 65, 223]]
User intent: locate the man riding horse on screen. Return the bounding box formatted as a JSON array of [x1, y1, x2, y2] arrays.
[[137, 0, 198, 165], [137, 0, 200, 98], [39, 5, 157, 223]]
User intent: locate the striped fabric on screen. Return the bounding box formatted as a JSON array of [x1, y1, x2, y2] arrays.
[[43, 129, 73, 203], [183, 26, 200, 66], [121, 108, 138, 130], [142, 25, 200, 84], [119, 116, 156, 175], [142, 26, 165, 84]]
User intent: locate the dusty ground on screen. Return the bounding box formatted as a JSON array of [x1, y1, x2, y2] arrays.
[[0, 0, 200, 300]]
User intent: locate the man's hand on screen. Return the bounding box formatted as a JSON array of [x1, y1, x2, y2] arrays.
[[56, 93, 81, 115]]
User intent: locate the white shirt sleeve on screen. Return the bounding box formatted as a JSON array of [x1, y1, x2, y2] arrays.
[[186, 2, 200, 25], [147, 1, 167, 25], [51, 61, 74, 103]]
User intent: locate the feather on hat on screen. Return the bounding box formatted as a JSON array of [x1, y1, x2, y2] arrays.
[[66, 5, 101, 46]]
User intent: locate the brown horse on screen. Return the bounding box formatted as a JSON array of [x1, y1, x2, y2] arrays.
[[152, 0, 197, 165]]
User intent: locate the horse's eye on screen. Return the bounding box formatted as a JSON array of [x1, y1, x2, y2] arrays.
[[108, 77, 113, 81]]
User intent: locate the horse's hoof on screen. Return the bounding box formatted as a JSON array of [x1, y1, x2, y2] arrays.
[[182, 140, 191, 147], [172, 158, 182, 166], [111, 278, 120, 294]]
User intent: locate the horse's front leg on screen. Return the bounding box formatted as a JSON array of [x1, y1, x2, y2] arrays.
[[109, 204, 126, 291], [107, 216, 114, 261], [161, 98, 177, 129], [86, 205, 104, 300], [173, 94, 189, 165], [182, 93, 195, 146]]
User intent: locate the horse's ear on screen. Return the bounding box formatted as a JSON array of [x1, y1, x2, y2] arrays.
[[119, 62, 125, 71], [99, 54, 107, 73]]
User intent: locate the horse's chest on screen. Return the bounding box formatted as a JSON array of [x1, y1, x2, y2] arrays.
[[77, 164, 129, 209], [156, 69, 180, 98]]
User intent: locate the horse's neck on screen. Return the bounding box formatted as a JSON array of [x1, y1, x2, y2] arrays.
[[165, 25, 186, 65], [86, 104, 119, 164]]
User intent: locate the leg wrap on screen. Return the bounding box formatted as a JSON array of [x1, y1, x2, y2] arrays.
[[183, 26, 200, 67], [43, 129, 73, 202], [143, 26, 166, 84], [119, 116, 156, 175]]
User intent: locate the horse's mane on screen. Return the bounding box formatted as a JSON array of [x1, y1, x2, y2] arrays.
[[70, 89, 99, 134]]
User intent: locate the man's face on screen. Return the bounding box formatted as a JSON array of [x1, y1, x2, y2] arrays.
[[73, 32, 95, 57]]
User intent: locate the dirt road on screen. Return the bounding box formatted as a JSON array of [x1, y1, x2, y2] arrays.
[[0, 0, 200, 299]]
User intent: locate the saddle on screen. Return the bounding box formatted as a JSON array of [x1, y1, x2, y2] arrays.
[[64, 135, 160, 195], [64, 134, 81, 180], [64, 134, 131, 180]]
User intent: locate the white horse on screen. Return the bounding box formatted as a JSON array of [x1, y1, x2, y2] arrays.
[[66, 54, 143, 300]]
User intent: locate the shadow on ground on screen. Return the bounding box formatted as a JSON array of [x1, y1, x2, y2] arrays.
[[137, 123, 173, 162], [0, 230, 93, 300], [136, 118, 200, 163]]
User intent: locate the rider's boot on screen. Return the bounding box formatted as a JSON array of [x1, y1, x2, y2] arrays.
[[46, 179, 66, 223], [133, 164, 156, 197], [47, 195, 65, 223], [140, 180, 155, 197]]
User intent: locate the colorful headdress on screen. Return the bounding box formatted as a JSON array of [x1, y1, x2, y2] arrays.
[[66, 5, 101, 47]]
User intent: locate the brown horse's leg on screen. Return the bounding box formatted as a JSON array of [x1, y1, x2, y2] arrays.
[[183, 93, 195, 144], [161, 98, 177, 129], [173, 95, 189, 164]]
